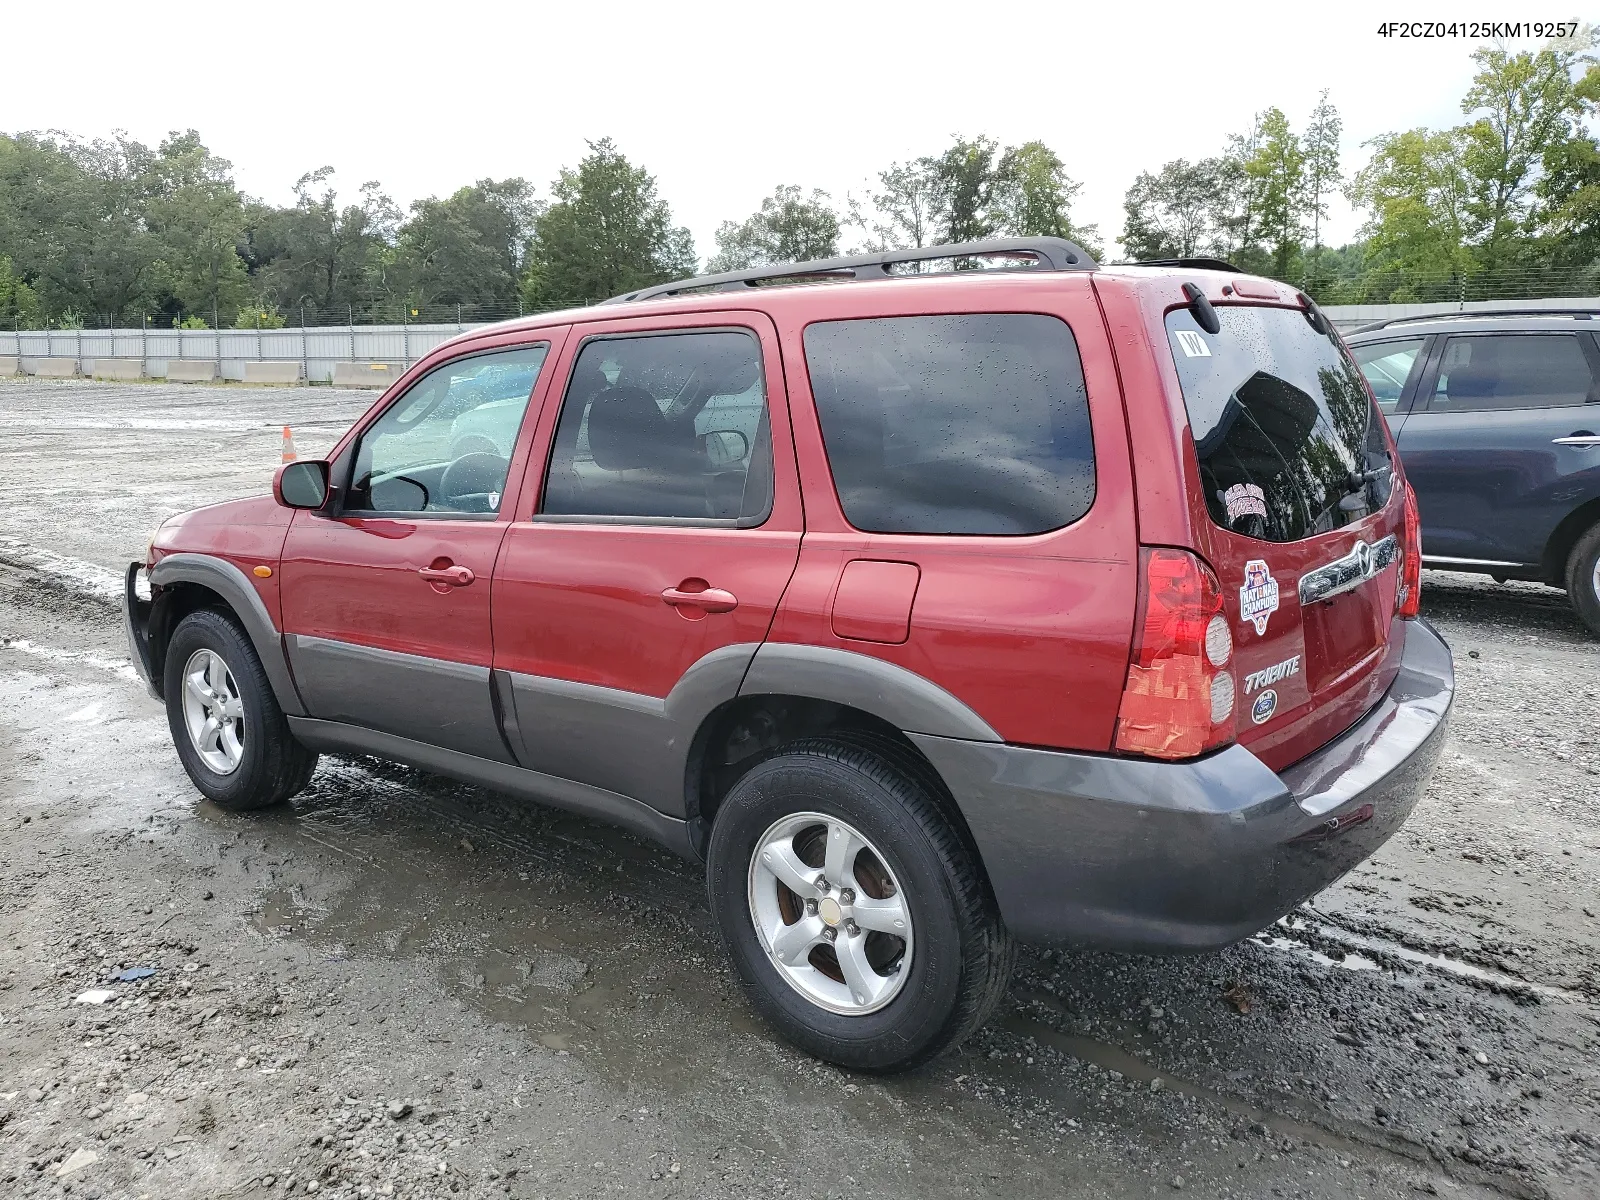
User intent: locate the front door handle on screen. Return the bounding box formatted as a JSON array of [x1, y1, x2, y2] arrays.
[[661, 584, 738, 614], [1552, 433, 1600, 446], [419, 564, 475, 587]]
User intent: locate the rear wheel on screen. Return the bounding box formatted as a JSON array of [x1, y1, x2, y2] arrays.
[[1565, 522, 1600, 638], [163, 609, 318, 810], [707, 737, 1012, 1072]]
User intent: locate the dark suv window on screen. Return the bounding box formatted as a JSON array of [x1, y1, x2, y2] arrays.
[[1430, 333, 1595, 412], [541, 330, 772, 523], [1166, 305, 1392, 543], [802, 314, 1095, 535], [1350, 338, 1425, 414]]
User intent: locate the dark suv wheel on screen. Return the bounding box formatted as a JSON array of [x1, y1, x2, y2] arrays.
[[163, 609, 318, 810], [1565, 521, 1600, 637], [707, 737, 1013, 1073]]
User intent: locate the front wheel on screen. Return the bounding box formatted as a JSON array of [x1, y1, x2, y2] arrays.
[[163, 609, 318, 810], [1565, 522, 1600, 638], [707, 737, 1012, 1072]]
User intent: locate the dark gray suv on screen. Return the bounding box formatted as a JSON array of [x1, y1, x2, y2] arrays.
[[1347, 311, 1600, 635]]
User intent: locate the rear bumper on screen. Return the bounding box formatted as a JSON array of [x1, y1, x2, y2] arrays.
[[124, 561, 160, 701], [913, 618, 1454, 951]]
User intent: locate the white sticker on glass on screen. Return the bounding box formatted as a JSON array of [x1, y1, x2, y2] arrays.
[[1174, 330, 1212, 358]]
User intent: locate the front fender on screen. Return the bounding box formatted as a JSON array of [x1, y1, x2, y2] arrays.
[[147, 553, 306, 716]]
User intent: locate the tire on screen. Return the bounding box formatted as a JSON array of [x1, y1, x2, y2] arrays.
[[707, 736, 1013, 1073], [1564, 522, 1600, 638], [162, 609, 318, 811]]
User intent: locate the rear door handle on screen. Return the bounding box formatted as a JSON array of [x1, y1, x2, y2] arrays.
[[661, 585, 738, 614], [1552, 434, 1600, 446], [418, 564, 475, 587]]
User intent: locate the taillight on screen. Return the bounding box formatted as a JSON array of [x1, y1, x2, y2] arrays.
[[1114, 548, 1236, 760], [1397, 483, 1421, 618]]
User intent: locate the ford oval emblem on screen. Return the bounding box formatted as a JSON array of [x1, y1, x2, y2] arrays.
[[1251, 688, 1278, 725]]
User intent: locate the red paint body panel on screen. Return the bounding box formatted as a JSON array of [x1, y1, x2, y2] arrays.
[[766, 274, 1139, 752], [279, 516, 507, 666], [830, 560, 920, 645], [492, 310, 802, 697], [152, 496, 292, 626]]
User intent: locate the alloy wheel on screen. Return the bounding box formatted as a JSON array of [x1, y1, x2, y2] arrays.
[[747, 811, 913, 1015], [181, 648, 245, 775]]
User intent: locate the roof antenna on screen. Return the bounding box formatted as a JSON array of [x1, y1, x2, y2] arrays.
[[1182, 283, 1221, 335]]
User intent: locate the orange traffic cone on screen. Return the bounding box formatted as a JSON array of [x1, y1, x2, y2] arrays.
[[281, 425, 298, 463]]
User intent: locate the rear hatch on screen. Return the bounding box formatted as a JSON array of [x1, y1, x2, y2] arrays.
[[1164, 299, 1405, 770]]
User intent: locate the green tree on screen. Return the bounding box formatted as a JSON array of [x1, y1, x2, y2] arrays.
[[1119, 158, 1234, 260], [851, 157, 941, 250], [0, 132, 164, 323], [241, 168, 400, 320], [1537, 59, 1600, 264], [395, 178, 540, 312], [992, 141, 1101, 258], [1460, 42, 1588, 271], [1348, 127, 1477, 295], [522, 139, 695, 308], [0, 255, 40, 325], [930, 135, 1003, 243], [707, 186, 840, 272], [1241, 107, 1307, 278], [1303, 90, 1343, 251], [145, 131, 250, 325]]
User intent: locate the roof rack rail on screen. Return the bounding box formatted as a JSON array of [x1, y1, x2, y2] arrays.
[[1129, 257, 1244, 273], [1353, 307, 1600, 333], [603, 236, 1098, 304]]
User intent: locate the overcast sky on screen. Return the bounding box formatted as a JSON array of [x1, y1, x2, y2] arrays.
[[7, 1, 1576, 262]]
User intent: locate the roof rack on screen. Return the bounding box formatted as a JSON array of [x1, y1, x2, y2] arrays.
[[603, 236, 1098, 304], [1353, 307, 1600, 334], [1129, 257, 1244, 273]]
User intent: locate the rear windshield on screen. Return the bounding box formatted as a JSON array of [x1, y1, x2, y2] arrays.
[[803, 313, 1095, 535], [1165, 305, 1392, 543]]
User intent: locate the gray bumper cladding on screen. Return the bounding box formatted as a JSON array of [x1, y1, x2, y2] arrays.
[[123, 562, 160, 701], [912, 619, 1455, 951]]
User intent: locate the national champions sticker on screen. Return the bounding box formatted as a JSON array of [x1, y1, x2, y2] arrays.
[[1240, 559, 1280, 636]]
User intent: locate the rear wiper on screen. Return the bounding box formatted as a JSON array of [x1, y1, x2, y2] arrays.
[[1337, 465, 1392, 512]]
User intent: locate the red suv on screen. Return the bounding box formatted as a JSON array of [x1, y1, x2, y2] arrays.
[[125, 238, 1454, 1072]]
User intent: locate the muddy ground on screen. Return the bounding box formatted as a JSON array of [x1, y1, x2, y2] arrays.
[[0, 377, 1596, 1200]]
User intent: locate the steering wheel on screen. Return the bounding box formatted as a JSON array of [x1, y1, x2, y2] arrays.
[[440, 452, 509, 512]]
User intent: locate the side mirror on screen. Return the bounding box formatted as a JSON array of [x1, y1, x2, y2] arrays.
[[274, 460, 329, 510], [702, 429, 750, 466]]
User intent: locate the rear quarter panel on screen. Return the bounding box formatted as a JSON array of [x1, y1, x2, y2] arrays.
[[764, 275, 1139, 752]]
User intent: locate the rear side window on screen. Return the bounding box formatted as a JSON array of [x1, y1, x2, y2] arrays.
[[1350, 338, 1425, 413], [1430, 333, 1594, 412], [1166, 305, 1392, 544], [802, 314, 1095, 535]]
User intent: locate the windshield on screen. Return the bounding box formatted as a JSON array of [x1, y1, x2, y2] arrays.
[[1165, 305, 1391, 543]]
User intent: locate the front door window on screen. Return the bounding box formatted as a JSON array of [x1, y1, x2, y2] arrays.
[[346, 344, 549, 515]]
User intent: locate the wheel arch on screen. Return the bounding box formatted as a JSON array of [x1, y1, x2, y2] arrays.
[[147, 554, 305, 716], [683, 691, 995, 894], [1541, 495, 1600, 588]]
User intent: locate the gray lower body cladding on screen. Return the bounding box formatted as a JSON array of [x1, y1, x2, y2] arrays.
[[913, 619, 1454, 952]]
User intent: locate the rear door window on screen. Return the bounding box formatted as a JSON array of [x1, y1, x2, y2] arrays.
[[802, 313, 1095, 535], [1429, 333, 1594, 412], [1350, 338, 1425, 413], [1165, 305, 1392, 543]]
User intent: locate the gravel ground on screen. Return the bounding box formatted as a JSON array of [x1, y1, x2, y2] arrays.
[[0, 377, 1596, 1200]]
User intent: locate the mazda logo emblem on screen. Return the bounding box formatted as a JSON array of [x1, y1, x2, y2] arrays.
[[1354, 541, 1373, 577]]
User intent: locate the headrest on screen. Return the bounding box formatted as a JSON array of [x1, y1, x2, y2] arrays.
[[587, 387, 666, 471]]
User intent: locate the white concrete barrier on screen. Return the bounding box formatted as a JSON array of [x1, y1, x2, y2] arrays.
[[26, 358, 78, 377], [166, 360, 219, 382], [0, 356, 18, 376], [243, 361, 303, 385], [331, 361, 402, 389], [90, 359, 145, 381]]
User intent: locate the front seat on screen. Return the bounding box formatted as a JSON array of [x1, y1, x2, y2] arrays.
[[585, 387, 708, 518]]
